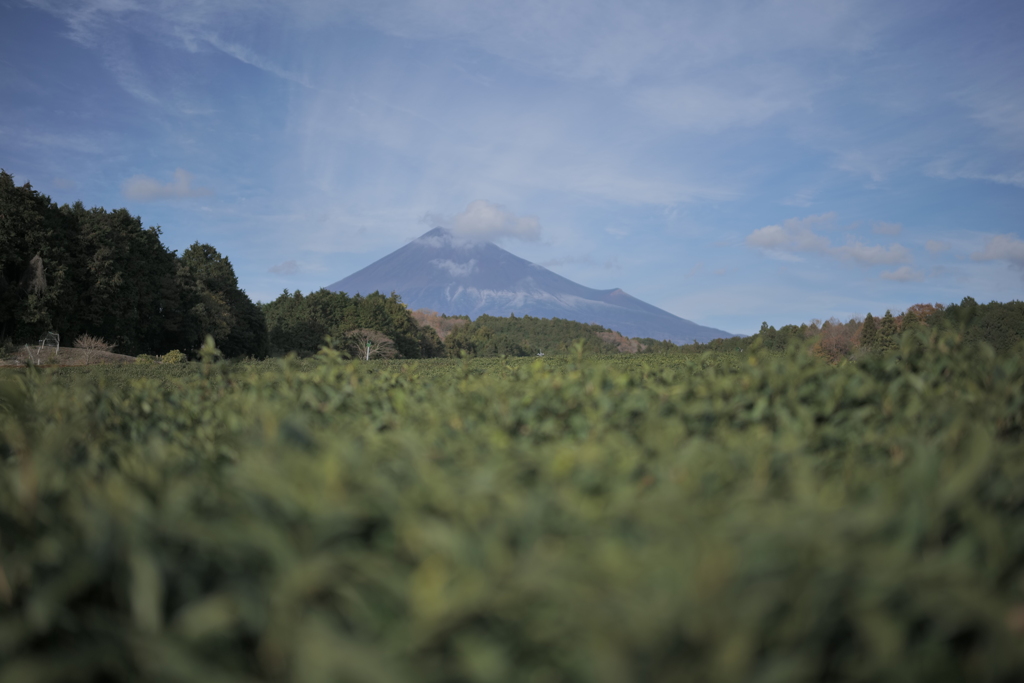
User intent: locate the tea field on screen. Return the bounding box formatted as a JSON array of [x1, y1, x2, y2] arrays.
[[1, 333, 1023, 682]]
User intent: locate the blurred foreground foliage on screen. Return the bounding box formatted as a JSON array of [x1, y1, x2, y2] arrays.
[[1, 329, 1023, 683]]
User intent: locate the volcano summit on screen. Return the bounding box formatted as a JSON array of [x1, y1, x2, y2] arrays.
[[327, 228, 736, 344]]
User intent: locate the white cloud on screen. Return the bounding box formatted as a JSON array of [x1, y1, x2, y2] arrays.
[[880, 266, 923, 282], [745, 213, 835, 252], [972, 234, 1024, 268], [926, 239, 951, 253], [122, 169, 212, 201], [872, 221, 902, 235], [445, 200, 541, 243], [747, 213, 911, 267], [833, 241, 910, 266]]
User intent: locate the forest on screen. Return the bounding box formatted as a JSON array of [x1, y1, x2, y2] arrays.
[[0, 171, 266, 358], [262, 288, 442, 359], [3, 171, 1023, 364], [635, 300, 1024, 362]]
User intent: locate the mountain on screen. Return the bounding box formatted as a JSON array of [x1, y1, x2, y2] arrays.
[[326, 228, 737, 344]]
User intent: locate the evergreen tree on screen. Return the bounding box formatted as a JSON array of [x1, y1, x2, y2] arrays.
[[943, 296, 979, 329], [877, 310, 898, 352], [75, 205, 181, 354], [262, 289, 439, 358], [178, 243, 268, 357], [0, 171, 82, 343], [859, 313, 878, 350], [2, 171, 267, 358], [757, 321, 780, 351], [960, 299, 1024, 352], [222, 290, 269, 358], [901, 309, 920, 332]]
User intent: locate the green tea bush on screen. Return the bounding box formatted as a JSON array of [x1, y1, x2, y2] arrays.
[[161, 349, 187, 364], [0, 330, 1022, 682]]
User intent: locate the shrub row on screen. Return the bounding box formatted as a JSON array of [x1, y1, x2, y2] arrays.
[[0, 331, 1022, 682]]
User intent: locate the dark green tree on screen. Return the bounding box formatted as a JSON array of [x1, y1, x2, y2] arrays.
[[0, 171, 82, 343], [75, 205, 182, 354], [265, 290, 318, 356], [901, 309, 920, 332], [859, 313, 878, 350], [415, 323, 444, 358], [961, 299, 1024, 352], [178, 243, 268, 357], [1, 171, 271, 358], [262, 289, 438, 359], [877, 310, 898, 352], [440, 314, 624, 358], [757, 321, 781, 351]]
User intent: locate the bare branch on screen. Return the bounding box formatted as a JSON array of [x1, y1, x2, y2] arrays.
[[345, 328, 397, 361]]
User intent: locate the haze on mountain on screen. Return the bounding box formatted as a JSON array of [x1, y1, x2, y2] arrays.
[[327, 228, 737, 344]]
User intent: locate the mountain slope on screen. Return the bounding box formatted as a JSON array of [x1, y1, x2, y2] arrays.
[[326, 228, 736, 343]]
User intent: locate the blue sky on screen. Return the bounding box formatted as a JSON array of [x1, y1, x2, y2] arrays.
[[2, 0, 1022, 335]]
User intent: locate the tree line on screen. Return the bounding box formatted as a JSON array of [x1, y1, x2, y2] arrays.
[[648, 298, 1024, 363], [5, 171, 1020, 362], [262, 289, 442, 359], [435, 314, 635, 357], [1, 171, 266, 357], [0, 172, 643, 361], [0, 172, 444, 361]]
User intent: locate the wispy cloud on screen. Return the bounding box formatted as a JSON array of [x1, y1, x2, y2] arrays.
[[634, 79, 805, 133], [747, 213, 911, 266], [27, 0, 308, 99], [122, 169, 212, 201], [972, 234, 1024, 269], [880, 266, 924, 282], [348, 0, 874, 85], [201, 33, 312, 87], [833, 241, 911, 266], [926, 159, 1024, 188], [957, 75, 1024, 148], [27, 0, 162, 103], [0, 126, 107, 155], [926, 239, 951, 253]]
